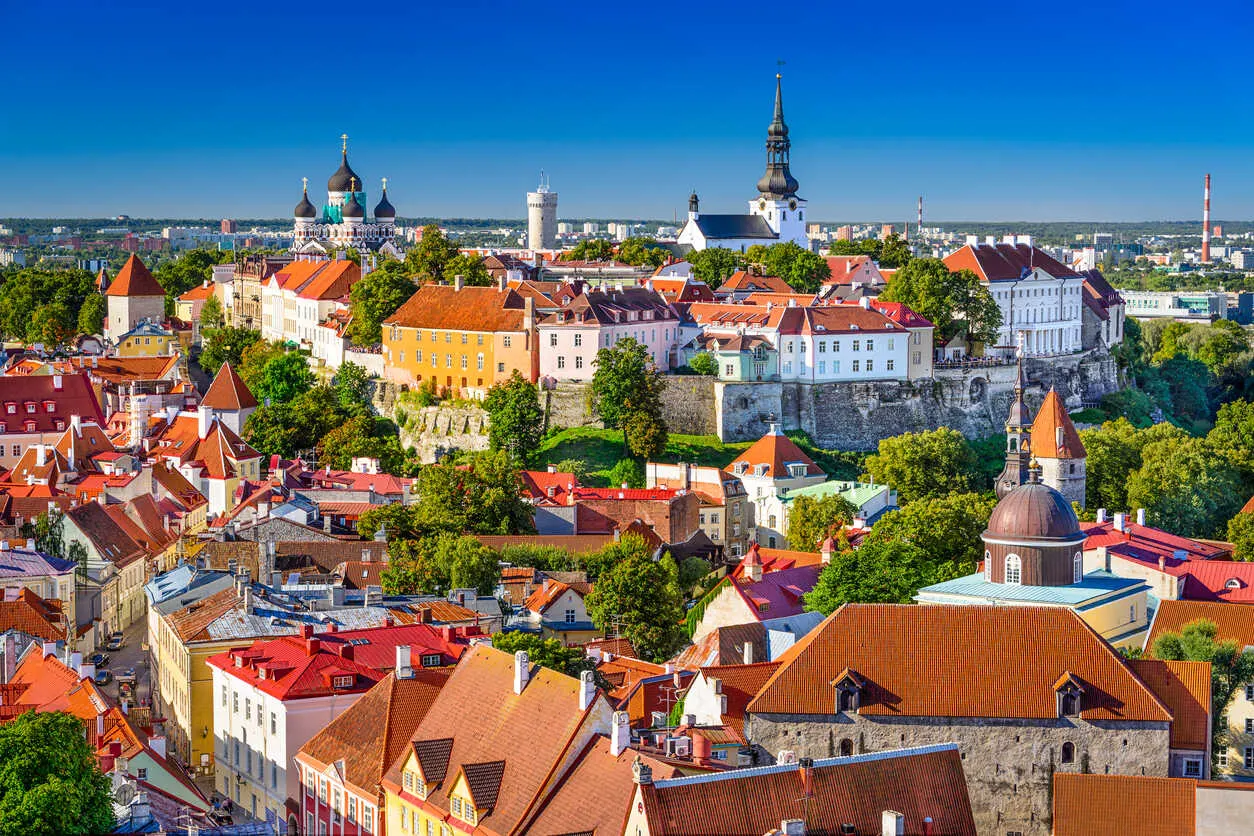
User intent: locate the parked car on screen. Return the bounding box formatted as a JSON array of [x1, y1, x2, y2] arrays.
[[93, 670, 113, 686], [105, 636, 124, 651], [89, 653, 109, 667]]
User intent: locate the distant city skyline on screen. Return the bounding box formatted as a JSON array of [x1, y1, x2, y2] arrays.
[[4, 0, 1253, 221]]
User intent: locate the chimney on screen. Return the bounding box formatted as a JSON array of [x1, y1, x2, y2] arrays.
[[243, 585, 253, 614], [547, 464, 557, 474], [1096, 508, 1108, 523], [454, 274, 465, 291], [35, 445, 46, 466], [1202, 173, 1212, 263], [395, 645, 413, 678], [70, 651, 82, 672], [859, 296, 871, 310], [497, 273, 507, 291], [338, 643, 354, 661], [882, 811, 905, 836], [1136, 508, 1146, 526], [24, 538, 34, 551], [780, 822, 805, 836], [79, 662, 95, 681], [742, 641, 754, 664], [41, 641, 57, 658], [579, 670, 597, 711], [305, 637, 320, 656], [300, 624, 314, 638], [148, 735, 166, 759], [323, 514, 333, 533], [1159, 554, 1166, 572], [257, 501, 269, 519], [197, 404, 213, 439], [821, 536, 834, 565], [1113, 512, 1127, 533], [513, 650, 531, 694], [418, 606, 433, 624], [923, 818, 934, 836], [52, 374, 63, 391], [632, 755, 653, 785]]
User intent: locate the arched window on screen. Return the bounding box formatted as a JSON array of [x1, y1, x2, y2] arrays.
[[1073, 552, 1083, 584], [838, 690, 854, 712], [1061, 742, 1075, 764], [1005, 554, 1022, 585], [839, 738, 854, 757], [984, 551, 992, 581]]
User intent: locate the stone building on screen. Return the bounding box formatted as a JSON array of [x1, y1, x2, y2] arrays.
[[103, 255, 166, 343], [745, 603, 1207, 835], [1029, 387, 1087, 507]]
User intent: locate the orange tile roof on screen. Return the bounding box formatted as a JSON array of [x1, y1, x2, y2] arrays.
[[1053, 773, 1195, 836], [523, 578, 586, 614], [67, 501, 146, 568], [297, 260, 360, 301], [105, 255, 165, 297], [1147, 599, 1254, 650], [696, 662, 780, 740], [166, 586, 240, 642], [719, 272, 795, 293], [598, 655, 667, 702], [1030, 388, 1085, 459], [178, 282, 215, 302], [200, 362, 258, 410], [384, 284, 528, 333], [1128, 659, 1211, 751], [0, 588, 67, 641], [729, 428, 822, 478], [638, 744, 976, 836], [749, 604, 1173, 722], [297, 670, 451, 799]]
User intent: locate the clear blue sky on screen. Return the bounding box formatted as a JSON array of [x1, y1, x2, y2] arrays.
[[4, 0, 1253, 221]]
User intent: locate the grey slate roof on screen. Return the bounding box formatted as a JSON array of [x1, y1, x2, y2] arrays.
[[690, 214, 778, 241]]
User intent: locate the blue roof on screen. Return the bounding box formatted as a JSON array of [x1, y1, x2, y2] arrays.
[[691, 214, 777, 241], [916, 571, 1146, 606]]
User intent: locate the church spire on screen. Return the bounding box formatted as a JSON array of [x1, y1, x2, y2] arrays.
[[996, 352, 1033, 498], [756, 73, 800, 199]]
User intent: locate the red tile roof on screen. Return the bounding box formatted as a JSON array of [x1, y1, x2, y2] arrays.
[[1128, 659, 1211, 751], [520, 469, 578, 505], [1030, 388, 1085, 458], [729, 427, 822, 478], [571, 487, 682, 501], [696, 662, 780, 740], [0, 371, 106, 434], [638, 744, 976, 836], [384, 284, 528, 332], [200, 362, 258, 410], [296, 669, 451, 799], [1146, 599, 1254, 649], [729, 545, 823, 578], [66, 501, 146, 568], [1084, 520, 1228, 564], [105, 255, 165, 297], [867, 299, 935, 329], [523, 578, 588, 615], [178, 282, 215, 302], [943, 243, 1079, 283], [719, 272, 795, 294], [749, 604, 1173, 722], [1053, 773, 1195, 836], [0, 588, 67, 641]]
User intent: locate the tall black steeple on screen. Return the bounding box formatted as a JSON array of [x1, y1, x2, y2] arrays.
[[756, 74, 800, 200], [996, 355, 1033, 499]]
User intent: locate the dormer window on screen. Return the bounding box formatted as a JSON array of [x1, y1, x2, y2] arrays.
[[24, 403, 34, 414], [832, 668, 865, 714], [787, 463, 807, 478], [44, 402, 55, 413], [754, 463, 768, 477], [332, 674, 354, 689], [1055, 672, 1085, 718], [4, 404, 14, 415], [1226, 578, 1244, 590]]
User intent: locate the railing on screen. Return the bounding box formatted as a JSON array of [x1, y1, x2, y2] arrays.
[[934, 357, 1016, 370]]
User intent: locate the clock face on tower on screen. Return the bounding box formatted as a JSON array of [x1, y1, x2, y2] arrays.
[[788, 199, 798, 211], [758, 199, 766, 211]]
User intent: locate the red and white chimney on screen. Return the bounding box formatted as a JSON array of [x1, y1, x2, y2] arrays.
[[1202, 173, 1212, 264]]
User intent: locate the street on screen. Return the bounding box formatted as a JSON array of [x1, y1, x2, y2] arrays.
[[96, 618, 152, 710]]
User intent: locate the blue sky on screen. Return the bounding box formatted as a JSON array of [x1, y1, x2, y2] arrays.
[[4, 0, 1253, 221]]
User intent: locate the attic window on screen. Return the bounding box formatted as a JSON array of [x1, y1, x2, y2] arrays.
[[44, 402, 55, 413], [25, 403, 34, 413], [1226, 578, 1244, 589], [332, 675, 354, 689], [4, 404, 13, 414]]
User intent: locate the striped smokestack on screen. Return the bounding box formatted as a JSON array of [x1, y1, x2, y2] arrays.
[[1202, 173, 1212, 263]]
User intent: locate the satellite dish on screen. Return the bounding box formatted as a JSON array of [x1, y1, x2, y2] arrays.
[[115, 782, 137, 806]]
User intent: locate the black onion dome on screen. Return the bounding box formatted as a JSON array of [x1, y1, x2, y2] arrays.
[[294, 186, 317, 219], [328, 149, 361, 193], [342, 191, 364, 219], [985, 482, 1083, 541], [374, 186, 396, 219]]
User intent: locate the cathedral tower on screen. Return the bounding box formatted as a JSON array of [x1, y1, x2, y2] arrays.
[[748, 74, 807, 248], [996, 356, 1032, 499]]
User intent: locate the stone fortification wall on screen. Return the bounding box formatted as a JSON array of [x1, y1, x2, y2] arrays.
[[399, 405, 490, 463]]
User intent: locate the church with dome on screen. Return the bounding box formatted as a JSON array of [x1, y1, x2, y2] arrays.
[[291, 135, 402, 258], [916, 370, 1148, 648]]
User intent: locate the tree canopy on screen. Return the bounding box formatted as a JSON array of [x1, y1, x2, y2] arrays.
[[348, 261, 418, 344], [745, 242, 831, 293], [0, 711, 114, 836], [862, 427, 978, 504], [254, 352, 315, 404], [804, 539, 931, 615], [861, 492, 997, 581], [413, 451, 536, 536], [405, 225, 460, 281], [590, 337, 668, 458], [686, 248, 744, 288], [615, 237, 670, 268], [585, 538, 686, 662], [879, 258, 1002, 344], [561, 239, 614, 262], [482, 371, 545, 465], [786, 493, 856, 551], [199, 326, 261, 377], [1125, 435, 1242, 538]]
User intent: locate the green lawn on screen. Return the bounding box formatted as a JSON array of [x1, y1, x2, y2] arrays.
[[535, 427, 862, 486]]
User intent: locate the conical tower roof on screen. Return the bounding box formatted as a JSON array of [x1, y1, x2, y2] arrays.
[[1030, 388, 1086, 459], [201, 362, 258, 410], [105, 255, 165, 298]]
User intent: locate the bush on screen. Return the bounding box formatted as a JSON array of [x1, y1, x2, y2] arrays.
[[688, 352, 718, 376], [606, 458, 645, 489]]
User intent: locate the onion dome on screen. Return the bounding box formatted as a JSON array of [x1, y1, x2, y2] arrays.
[[294, 179, 317, 219], [985, 481, 1082, 542], [756, 74, 800, 199], [374, 178, 396, 219], [342, 190, 364, 219], [327, 134, 361, 193]]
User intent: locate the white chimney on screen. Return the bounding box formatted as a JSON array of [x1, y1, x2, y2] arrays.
[[859, 296, 871, 309], [882, 811, 905, 836], [743, 641, 754, 664], [780, 821, 806, 836], [395, 645, 413, 678], [41, 641, 57, 658], [148, 735, 166, 759], [24, 538, 34, 551], [70, 651, 82, 671], [79, 662, 95, 681], [256, 501, 269, 519], [1114, 512, 1127, 533], [1096, 508, 1108, 523], [454, 274, 465, 291], [1136, 508, 1146, 526], [70, 414, 81, 435], [610, 710, 630, 757], [35, 446, 46, 466], [513, 650, 531, 694], [197, 404, 213, 439], [579, 670, 597, 711]]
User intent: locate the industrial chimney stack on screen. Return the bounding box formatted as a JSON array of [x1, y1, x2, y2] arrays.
[[1202, 173, 1212, 264]]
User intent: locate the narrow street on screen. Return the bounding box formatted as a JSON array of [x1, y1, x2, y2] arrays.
[[96, 618, 152, 710]]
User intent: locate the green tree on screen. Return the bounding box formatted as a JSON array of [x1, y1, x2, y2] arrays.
[[32, 511, 64, 560], [863, 428, 977, 504], [0, 711, 114, 836], [430, 533, 501, 594], [317, 415, 402, 472], [415, 451, 536, 535], [876, 233, 913, 268], [862, 492, 997, 581], [333, 361, 373, 415], [443, 253, 493, 286], [482, 372, 544, 464], [624, 408, 668, 461], [380, 538, 441, 595], [199, 294, 225, 329], [1126, 436, 1242, 538], [687, 351, 718, 376], [879, 258, 1002, 344], [562, 239, 615, 262], [1226, 511, 1254, 561], [686, 248, 744, 288], [0, 267, 97, 342], [786, 493, 857, 551], [153, 248, 228, 313], [405, 225, 460, 281], [616, 237, 669, 268], [200, 326, 261, 376], [606, 458, 645, 489], [1151, 618, 1254, 768], [358, 503, 424, 542], [29, 302, 74, 348], [256, 353, 315, 404], [1081, 419, 1186, 511], [748, 242, 831, 293], [805, 539, 930, 615], [590, 337, 667, 457], [1196, 319, 1249, 377], [348, 265, 417, 345], [585, 538, 685, 662], [77, 293, 105, 336]]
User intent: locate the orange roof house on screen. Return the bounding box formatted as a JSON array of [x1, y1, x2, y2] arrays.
[[105, 254, 166, 298], [728, 425, 823, 480], [200, 361, 257, 411], [1031, 388, 1086, 459]]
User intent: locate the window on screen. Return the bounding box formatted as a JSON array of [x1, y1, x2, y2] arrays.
[[1061, 742, 1075, 764], [271, 712, 276, 734], [348, 797, 357, 823], [839, 738, 854, 756], [565, 609, 576, 624], [451, 797, 463, 817], [363, 806, 374, 833], [1245, 719, 1253, 734], [817, 361, 825, 375], [851, 360, 860, 372], [1219, 749, 1229, 769], [818, 341, 826, 353], [403, 771, 414, 791], [886, 359, 894, 371], [444, 333, 451, 343], [1183, 758, 1203, 778], [574, 333, 582, 347], [852, 340, 860, 351], [477, 354, 484, 371], [461, 333, 468, 344], [420, 653, 442, 667], [461, 355, 468, 370], [445, 355, 452, 368], [271, 763, 277, 788], [497, 362, 505, 373], [332, 675, 354, 689], [503, 336, 512, 348], [866, 360, 873, 372], [1245, 747, 1254, 770], [136, 767, 147, 779], [557, 356, 565, 369], [221, 685, 227, 707], [1246, 684, 1254, 701], [333, 788, 341, 819], [244, 699, 251, 721], [725, 364, 734, 376], [1005, 554, 1022, 585], [984, 550, 992, 581], [1129, 603, 1136, 622], [415, 350, 422, 363], [866, 339, 873, 351], [549, 333, 557, 347], [233, 693, 238, 713], [575, 356, 583, 369], [1074, 552, 1083, 584]]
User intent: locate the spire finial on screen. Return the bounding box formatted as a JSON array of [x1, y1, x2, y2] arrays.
[[350, 176, 357, 192], [381, 176, 388, 192], [302, 176, 308, 194], [341, 133, 348, 155]]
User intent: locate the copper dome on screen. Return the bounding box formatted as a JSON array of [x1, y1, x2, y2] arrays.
[[985, 482, 1082, 541]]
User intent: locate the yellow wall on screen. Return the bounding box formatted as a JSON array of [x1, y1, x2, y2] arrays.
[[117, 334, 178, 357], [1218, 684, 1254, 779], [384, 325, 497, 393]]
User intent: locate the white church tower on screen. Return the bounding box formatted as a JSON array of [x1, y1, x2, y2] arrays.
[[747, 73, 807, 248]]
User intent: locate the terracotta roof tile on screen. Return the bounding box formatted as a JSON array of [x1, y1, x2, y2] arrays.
[[0, 588, 67, 641], [0, 371, 105, 434], [749, 604, 1172, 722], [105, 255, 165, 297], [729, 428, 822, 478], [718, 272, 795, 294], [200, 362, 258, 410], [67, 501, 146, 568], [696, 662, 780, 740], [384, 284, 527, 332], [1147, 599, 1254, 649], [1053, 773, 1195, 836], [944, 243, 1079, 283], [1030, 388, 1085, 458], [1128, 659, 1211, 751]]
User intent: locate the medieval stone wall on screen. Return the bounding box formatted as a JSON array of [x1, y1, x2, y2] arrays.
[[399, 405, 490, 463]]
